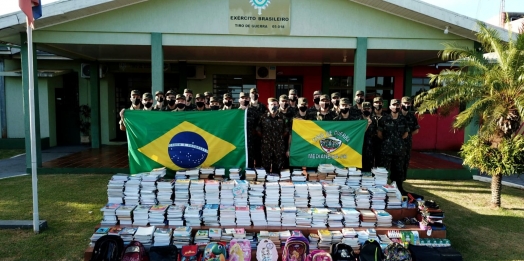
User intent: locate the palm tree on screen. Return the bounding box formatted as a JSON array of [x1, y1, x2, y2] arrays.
[[415, 22, 524, 208]]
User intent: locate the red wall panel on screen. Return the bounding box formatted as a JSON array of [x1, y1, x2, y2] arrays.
[[256, 79, 275, 105]]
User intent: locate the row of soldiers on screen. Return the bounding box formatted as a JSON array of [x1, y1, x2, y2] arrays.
[[119, 87, 419, 195]]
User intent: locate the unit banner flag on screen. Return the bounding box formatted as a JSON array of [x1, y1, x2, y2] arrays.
[[289, 120, 367, 168], [124, 110, 246, 173]]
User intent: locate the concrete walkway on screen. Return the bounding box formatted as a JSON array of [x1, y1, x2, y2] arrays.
[[0, 146, 89, 179], [423, 152, 524, 189]]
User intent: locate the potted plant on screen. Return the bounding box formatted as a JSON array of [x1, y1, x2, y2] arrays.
[[79, 104, 91, 144]]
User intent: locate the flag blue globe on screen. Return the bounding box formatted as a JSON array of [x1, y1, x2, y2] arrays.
[[168, 132, 209, 168]]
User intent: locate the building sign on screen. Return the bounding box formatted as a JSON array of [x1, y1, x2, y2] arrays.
[[229, 0, 291, 35]]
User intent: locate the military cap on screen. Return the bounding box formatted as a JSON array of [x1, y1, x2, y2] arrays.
[[331, 92, 341, 98], [165, 89, 176, 96], [288, 89, 297, 95], [195, 93, 204, 99], [362, 101, 372, 109], [267, 97, 278, 103], [175, 94, 185, 100], [250, 88, 258, 93], [391, 99, 401, 105], [155, 90, 164, 96], [223, 93, 232, 99], [142, 92, 153, 99], [239, 92, 248, 98], [204, 91, 213, 96], [402, 96, 412, 103], [298, 97, 308, 105], [373, 96, 383, 103], [319, 94, 329, 101], [340, 98, 350, 105], [356, 90, 365, 96], [131, 90, 140, 96], [184, 88, 193, 94], [279, 94, 288, 101], [313, 90, 322, 96], [209, 96, 219, 102]]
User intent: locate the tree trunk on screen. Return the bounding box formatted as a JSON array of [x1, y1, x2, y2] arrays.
[[491, 174, 502, 208]]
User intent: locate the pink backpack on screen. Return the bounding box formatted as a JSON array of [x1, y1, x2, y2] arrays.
[[307, 250, 333, 261]]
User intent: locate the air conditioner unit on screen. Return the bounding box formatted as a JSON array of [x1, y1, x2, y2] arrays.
[[187, 65, 206, 79], [256, 66, 276, 80], [80, 63, 108, 78]]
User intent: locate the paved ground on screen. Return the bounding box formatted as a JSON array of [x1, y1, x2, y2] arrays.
[[423, 152, 524, 188], [0, 146, 89, 179]]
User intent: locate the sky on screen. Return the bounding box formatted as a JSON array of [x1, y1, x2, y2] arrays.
[[1, 0, 523, 24]]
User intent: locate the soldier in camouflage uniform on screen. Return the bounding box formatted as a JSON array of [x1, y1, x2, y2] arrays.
[[184, 89, 196, 110], [372, 96, 388, 167], [162, 90, 178, 111], [193, 93, 208, 111], [334, 98, 353, 121], [278, 94, 294, 169], [142, 92, 154, 111], [153, 91, 165, 111], [209, 96, 221, 111], [119, 90, 143, 131], [204, 91, 213, 109], [400, 96, 420, 185], [330, 92, 341, 113], [288, 89, 298, 110], [361, 102, 376, 172], [308, 90, 322, 113], [172, 94, 188, 112], [315, 94, 337, 121], [378, 99, 410, 195], [222, 93, 234, 110], [249, 88, 268, 115], [294, 97, 315, 120], [239, 92, 261, 168], [349, 90, 365, 119], [256, 98, 289, 173]]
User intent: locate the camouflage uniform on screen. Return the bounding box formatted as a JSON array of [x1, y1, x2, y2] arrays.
[[378, 101, 410, 183], [153, 91, 166, 111], [401, 96, 420, 178], [184, 89, 196, 110], [278, 94, 294, 169], [238, 91, 262, 168], [315, 110, 337, 121], [361, 102, 376, 172], [371, 97, 387, 167], [308, 90, 322, 114], [171, 94, 188, 112], [257, 110, 289, 173]]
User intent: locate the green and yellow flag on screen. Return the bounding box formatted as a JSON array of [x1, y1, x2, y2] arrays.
[[289, 120, 367, 168], [124, 110, 246, 173]]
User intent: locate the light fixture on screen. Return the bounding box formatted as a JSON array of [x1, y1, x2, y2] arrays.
[[343, 55, 347, 63], [444, 26, 449, 34]]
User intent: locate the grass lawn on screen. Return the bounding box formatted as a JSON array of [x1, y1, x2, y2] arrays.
[[0, 149, 25, 160], [1, 175, 524, 260]]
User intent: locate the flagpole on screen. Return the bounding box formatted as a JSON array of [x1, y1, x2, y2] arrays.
[[26, 16, 40, 234]]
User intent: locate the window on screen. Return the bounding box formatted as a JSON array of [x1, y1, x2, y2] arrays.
[[276, 76, 303, 98], [329, 76, 353, 97], [366, 76, 394, 103], [412, 77, 432, 96], [213, 75, 256, 102]]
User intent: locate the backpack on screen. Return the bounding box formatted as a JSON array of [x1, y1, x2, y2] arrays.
[[282, 235, 310, 261], [384, 243, 412, 261], [180, 245, 201, 261], [90, 235, 125, 261], [202, 242, 227, 261], [149, 245, 178, 261], [229, 239, 252, 261], [257, 239, 279, 261], [307, 250, 333, 261], [122, 241, 149, 261], [330, 243, 356, 261], [359, 239, 384, 261]]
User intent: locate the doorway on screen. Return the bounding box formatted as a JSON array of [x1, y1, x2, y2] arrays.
[[55, 72, 80, 145], [275, 76, 303, 98]]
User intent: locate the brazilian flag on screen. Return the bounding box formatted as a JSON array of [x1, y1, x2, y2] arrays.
[[124, 110, 246, 173], [289, 120, 367, 168]]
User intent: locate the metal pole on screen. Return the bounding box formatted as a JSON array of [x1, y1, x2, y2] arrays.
[[26, 17, 40, 234]]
